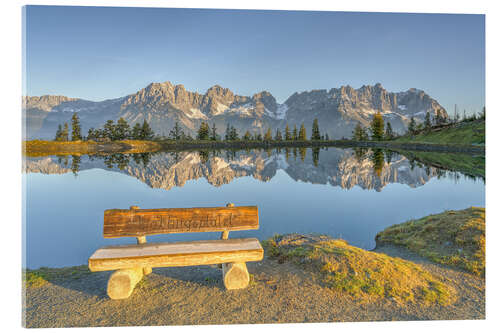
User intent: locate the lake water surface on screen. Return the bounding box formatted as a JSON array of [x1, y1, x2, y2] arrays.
[[23, 147, 484, 268]]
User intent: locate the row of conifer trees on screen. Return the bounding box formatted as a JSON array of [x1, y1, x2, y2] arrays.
[[192, 118, 328, 142], [54, 115, 329, 142], [54, 113, 155, 141]]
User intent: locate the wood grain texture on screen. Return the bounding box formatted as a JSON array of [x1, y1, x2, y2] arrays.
[[107, 268, 143, 300], [223, 262, 249, 290], [88, 238, 264, 272], [103, 206, 259, 238], [136, 236, 152, 275]]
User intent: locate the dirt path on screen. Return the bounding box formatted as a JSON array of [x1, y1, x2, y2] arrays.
[[24, 245, 484, 328]]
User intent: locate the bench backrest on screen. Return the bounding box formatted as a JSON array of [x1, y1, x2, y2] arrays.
[[103, 205, 259, 238]]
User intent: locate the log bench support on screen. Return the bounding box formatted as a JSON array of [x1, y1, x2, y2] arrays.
[[107, 267, 144, 300], [222, 262, 250, 290], [106, 260, 251, 299]]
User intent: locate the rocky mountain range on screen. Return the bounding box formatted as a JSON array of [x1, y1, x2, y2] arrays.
[[24, 82, 448, 140], [24, 148, 439, 192]]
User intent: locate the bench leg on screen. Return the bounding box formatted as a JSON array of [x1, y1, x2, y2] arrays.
[[222, 262, 249, 290], [136, 236, 152, 276], [107, 267, 143, 300]]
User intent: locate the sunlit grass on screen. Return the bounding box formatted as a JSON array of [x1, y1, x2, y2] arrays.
[[376, 207, 485, 277], [23, 265, 92, 288], [396, 120, 484, 146], [23, 139, 162, 157], [263, 234, 455, 306]]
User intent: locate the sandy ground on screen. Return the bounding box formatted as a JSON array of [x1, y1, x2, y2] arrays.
[[23, 245, 484, 328]]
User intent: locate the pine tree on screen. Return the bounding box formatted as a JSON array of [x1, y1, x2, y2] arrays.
[[292, 125, 298, 140], [71, 155, 81, 175], [104, 120, 116, 140], [275, 128, 282, 141], [352, 122, 367, 141], [87, 128, 97, 141], [115, 117, 130, 140], [141, 120, 155, 140], [71, 113, 82, 141], [371, 149, 385, 178], [325, 133, 329, 141], [408, 117, 416, 135], [424, 111, 432, 131], [299, 147, 306, 161], [62, 123, 69, 141], [243, 130, 252, 141], [385, 122, 394, 140], [169, 122, 182, 140], [229, 126, 239, 140], [131, 122, 142, 139], [285, 124, 291, 140], [224, 123, 231, 141], [264, 128, 272, 141], [55, 124, 63, 141], [197, 121, 210, 140], [94, 128, 104, 140], [298, 123, 307, 140], [370, 112, 384, 141], [210, 123, 217, 141], [311, 118, 321, 140], [312, 147, 320, 167]]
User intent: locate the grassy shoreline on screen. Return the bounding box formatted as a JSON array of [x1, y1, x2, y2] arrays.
[[396, 119, 485, 146], [24, 207, 485, 289], [23, 138, 485, 157], [376, 207, 485, 277], [23, 207, 485, 326], [23, 139, 163, 157]]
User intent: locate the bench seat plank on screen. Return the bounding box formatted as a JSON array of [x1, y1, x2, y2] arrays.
[[88, 238, 263, 272]]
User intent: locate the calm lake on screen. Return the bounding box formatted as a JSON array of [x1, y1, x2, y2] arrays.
[[23, 147, 484, 269]]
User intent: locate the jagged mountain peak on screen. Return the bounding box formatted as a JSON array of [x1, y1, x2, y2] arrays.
[[206, 84, 234, 96], [25, 81, 448, 140], [23, 95, 80, 112]]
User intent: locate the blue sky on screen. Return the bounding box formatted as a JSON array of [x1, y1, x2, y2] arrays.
[[24, 6, 485, 114]]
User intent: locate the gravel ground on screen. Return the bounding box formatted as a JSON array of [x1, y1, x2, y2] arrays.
[[24, 245, 484, 328]]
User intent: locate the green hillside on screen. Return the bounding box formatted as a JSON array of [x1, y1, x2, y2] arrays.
[[396, 120, 485, 146]]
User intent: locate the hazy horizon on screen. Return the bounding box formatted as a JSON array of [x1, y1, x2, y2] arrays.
[[24, 6, 485, 114]]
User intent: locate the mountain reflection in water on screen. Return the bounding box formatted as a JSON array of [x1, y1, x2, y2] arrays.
[[23, 147, 482, 192]]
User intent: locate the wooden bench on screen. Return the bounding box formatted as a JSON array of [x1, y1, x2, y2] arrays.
[[88, 203, 263, 299]]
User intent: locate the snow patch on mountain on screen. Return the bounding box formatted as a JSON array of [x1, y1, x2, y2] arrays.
[[275, 104, 288, 119], [214, 102, 229, 115], [186, 108, 208, 119], [211, 158, 229, 171], [229, 103, 253, 117], [229, 156, 255, 170]]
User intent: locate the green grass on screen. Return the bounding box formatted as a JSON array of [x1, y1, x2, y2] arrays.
[[396, 120, 485, 146], [263, 234, 455, 306], [23, 265, 92, 288], [23, 139, 162, 157], [397, 150, 485, 178], [23, 270, 50, 288], [376, 207, 485, 277]]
